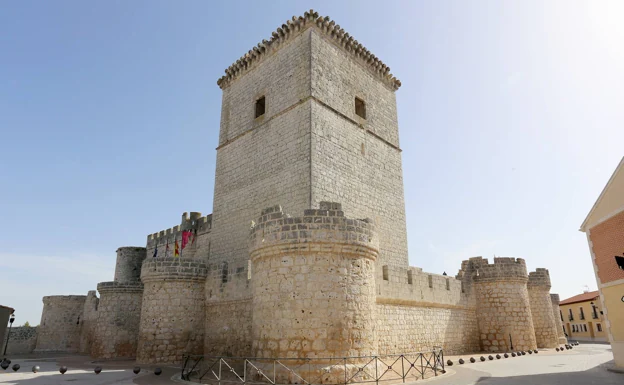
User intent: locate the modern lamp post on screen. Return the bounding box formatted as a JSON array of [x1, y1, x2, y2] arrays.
[[3, 313, 15, 356]]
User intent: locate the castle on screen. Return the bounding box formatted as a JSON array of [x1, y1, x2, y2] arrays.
[[29, 10, 567, 364]]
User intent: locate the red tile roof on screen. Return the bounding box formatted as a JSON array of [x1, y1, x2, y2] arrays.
[[560, 291, 600, 305]]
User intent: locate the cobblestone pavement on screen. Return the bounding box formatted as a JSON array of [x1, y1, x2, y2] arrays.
[[428, 343, 622, 385]]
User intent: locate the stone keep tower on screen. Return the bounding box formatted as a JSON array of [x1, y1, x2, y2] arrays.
[[92, 247, 146, 359], [209, 9, 408, 289]]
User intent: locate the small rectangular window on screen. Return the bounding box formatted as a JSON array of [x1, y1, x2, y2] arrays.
[[427, 275, 433, 289], [407, 270, 413, 285], [382, 265, 389, 281], [255, 96, 266, 118], [583, 324, 587, 332], [445, 278, 450, 290], [355, 97, 366, 119], [597, 323, 602, 332]]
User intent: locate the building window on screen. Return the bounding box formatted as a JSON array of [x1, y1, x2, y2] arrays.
[[407, 270, 413, 285], [569, 308, 574, 321], [382, 265, 389, 281], [255, 96, 266, 118], [355, 97, 366, 119], [446, 278, 450, 290], [583, 324, 587, 332], [597, 323, 602, 332], [579, 307, 585, 320], [560, 310, 563, 322]]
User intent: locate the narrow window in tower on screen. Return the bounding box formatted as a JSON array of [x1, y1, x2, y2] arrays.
[[445, 278, 450, 290], [355, 97, 366, 119], [255, 96, 266, 118], [597, 323, 602, 332], [382, 265, 389, 281], [407, 270, 413, 284]]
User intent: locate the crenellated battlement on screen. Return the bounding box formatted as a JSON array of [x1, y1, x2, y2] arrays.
[[250, 201, 377, 259], [458, 256, 528, 283], [527, 268, 552, 289], [146, 213, 212, 247], [377, 265, 472, 309], [217, 10, 400, 91]]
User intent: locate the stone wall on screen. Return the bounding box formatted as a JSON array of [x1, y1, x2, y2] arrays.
[[35, 295, 86, 352], [250, 203, 379, 359], [79, 290, 99, 354], [550, 294, 567, 344], [137, 258, 207, 364], [527, 269, 559, 348], [205, 263, 253, 357], [91, 282, 143, 358], [2, 326, 38, 355], [375, 304, 479, 355]]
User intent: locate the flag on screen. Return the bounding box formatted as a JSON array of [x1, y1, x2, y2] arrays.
[[182, 230, 191, 250], [174, 237, 180, 257], [153, 244, 158, 258]]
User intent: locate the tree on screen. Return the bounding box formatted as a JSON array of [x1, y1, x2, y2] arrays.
[[22, 321, 30, 327]]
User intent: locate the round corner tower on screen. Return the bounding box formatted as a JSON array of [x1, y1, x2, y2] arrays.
[[550, 293, 567, 345], [249, 202, 379, 360], [527, 269, 559, 348], [467, 257, 537, 352], [91, 247, 146, 359], [35, 295, 86, 352], [137, 256, 207, 364]]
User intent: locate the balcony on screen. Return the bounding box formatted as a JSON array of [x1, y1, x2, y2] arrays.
[[592, 313, 599, 319], [580, 315, 585, 320], [569, 315, 574, 321]]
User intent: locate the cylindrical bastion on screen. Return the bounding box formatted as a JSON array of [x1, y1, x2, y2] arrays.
[[527, 269, 559, 348], [137, 258, 207, 364], [250, 202, 379, 360], [91, 282, 144, 358], [468, 257, 537, 352], [92, 246, 146, 359], [550, 293, 567, 345], [114, 247, 147, 283], [35, 295, 86, 352]]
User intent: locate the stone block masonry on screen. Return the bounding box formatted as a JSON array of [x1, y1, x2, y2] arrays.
[[2, 326, 38, 355], [35, 295, 86, 352], [550, 294, 568, 344], [461, 257, 537, 352], [250, 203, 379, 359], [91, 282, 143, 358], [79, 290, 99, 354], [528, 269, 559, 348], [137, 258, 207, 364]]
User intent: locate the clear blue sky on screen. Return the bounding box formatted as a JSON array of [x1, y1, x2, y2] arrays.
[[1, 1, 623, 325]]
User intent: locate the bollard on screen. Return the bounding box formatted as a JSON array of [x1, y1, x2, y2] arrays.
[[60, 366, 68, 374]]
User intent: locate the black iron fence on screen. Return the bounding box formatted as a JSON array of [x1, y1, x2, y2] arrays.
[[181, 349, 445, 385]]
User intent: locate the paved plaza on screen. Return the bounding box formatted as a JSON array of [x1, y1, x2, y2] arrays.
[[0, 343, 621, 385]]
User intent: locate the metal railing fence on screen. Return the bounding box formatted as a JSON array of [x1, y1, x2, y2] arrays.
[[181, 349, 445, 385]]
